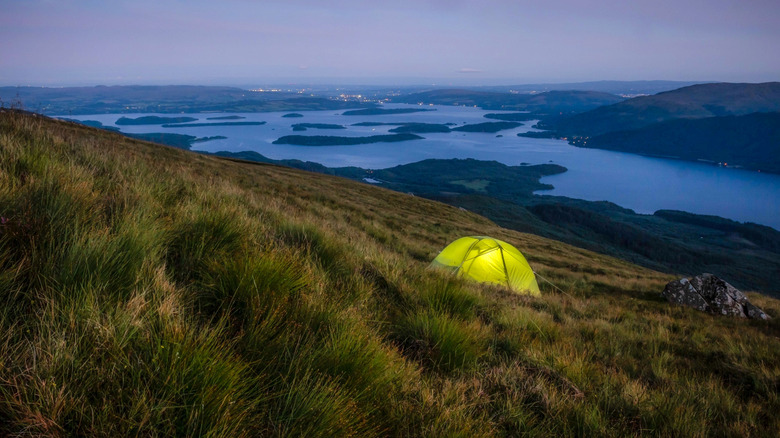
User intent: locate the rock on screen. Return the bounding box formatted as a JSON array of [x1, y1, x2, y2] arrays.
[[744, 302, 771, 321], [662, 273, 771, 320], [661, 278, 710, 313], [690, 274, 746, 317]]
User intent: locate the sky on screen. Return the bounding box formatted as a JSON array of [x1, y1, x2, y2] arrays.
[[1, 0, 779, 86]]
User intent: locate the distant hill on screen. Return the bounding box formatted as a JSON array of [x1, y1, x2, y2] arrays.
[[575, 112, 780, 173], [544, 82, 780, 137], [392, 89, 624, 114], [0, 85, 373, 114], [477, 80, 709, 96]]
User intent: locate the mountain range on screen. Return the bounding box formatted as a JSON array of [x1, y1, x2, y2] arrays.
[[542, 82, 780, 136], [392, 89, 625, 114], [534, 82, 780, 172]]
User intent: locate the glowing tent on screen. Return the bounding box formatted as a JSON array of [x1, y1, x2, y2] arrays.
[[430, 236, 540, 295]]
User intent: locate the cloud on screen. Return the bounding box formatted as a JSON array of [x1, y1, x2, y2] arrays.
[[458, 68, 483, 74]]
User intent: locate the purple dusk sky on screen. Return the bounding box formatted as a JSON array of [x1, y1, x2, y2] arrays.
[[2, 0, 779, 86]]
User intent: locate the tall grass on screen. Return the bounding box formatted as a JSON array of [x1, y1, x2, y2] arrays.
[[0, 109, 778, 436]]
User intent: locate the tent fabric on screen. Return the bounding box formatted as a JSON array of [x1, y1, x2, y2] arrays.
[[430, 236, 540, 295]]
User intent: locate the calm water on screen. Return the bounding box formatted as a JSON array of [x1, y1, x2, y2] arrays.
[[63, 104, 780, 230]]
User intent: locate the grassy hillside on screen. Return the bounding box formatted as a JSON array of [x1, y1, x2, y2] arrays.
[[211, 153, 780, 295], [1, 110, 779, 436], [337, 159, 780, 295], [543, 82, 780, 137]]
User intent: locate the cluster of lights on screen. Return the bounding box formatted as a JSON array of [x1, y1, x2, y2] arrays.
[[338, 93, 373, 102]]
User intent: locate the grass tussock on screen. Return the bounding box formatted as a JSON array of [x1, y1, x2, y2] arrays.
[[0, 109, 779, 436]]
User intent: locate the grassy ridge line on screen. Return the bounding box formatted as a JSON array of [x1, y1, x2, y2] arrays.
[[1, 110, 779, 436]]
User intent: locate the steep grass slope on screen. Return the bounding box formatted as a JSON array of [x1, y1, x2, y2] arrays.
[[1, 110, 779, 437]]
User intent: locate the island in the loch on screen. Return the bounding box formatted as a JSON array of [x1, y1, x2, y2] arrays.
[[451, 121, 523, 133], [161, 121, 266, 128], [206, 115, 245, 120], [388, 123, 453, 133], [282, 113, 304, 118], [291, 123, 346, 131], [341, 108, 435, 116], [116, 116, 199, 125], [272, 133, 423, 146]]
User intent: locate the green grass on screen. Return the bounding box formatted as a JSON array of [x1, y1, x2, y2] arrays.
[[1, 109, 779, 436]]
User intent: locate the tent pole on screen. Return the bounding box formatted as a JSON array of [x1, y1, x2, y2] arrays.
[[456, 238, 482, 273], [498, 246, 511, 289]]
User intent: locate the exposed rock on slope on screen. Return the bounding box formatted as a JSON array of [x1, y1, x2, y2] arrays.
[[662, 274, 770, 319]]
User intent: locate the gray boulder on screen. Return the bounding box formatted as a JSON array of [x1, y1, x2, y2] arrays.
[[662, 278, 711, 313], [662, 273, 770, 320]]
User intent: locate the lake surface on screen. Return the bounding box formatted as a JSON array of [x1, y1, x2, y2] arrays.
[[63, 104, 780, 230]]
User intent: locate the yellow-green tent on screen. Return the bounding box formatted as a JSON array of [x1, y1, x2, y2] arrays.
[[430, 236, 540, 295]]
